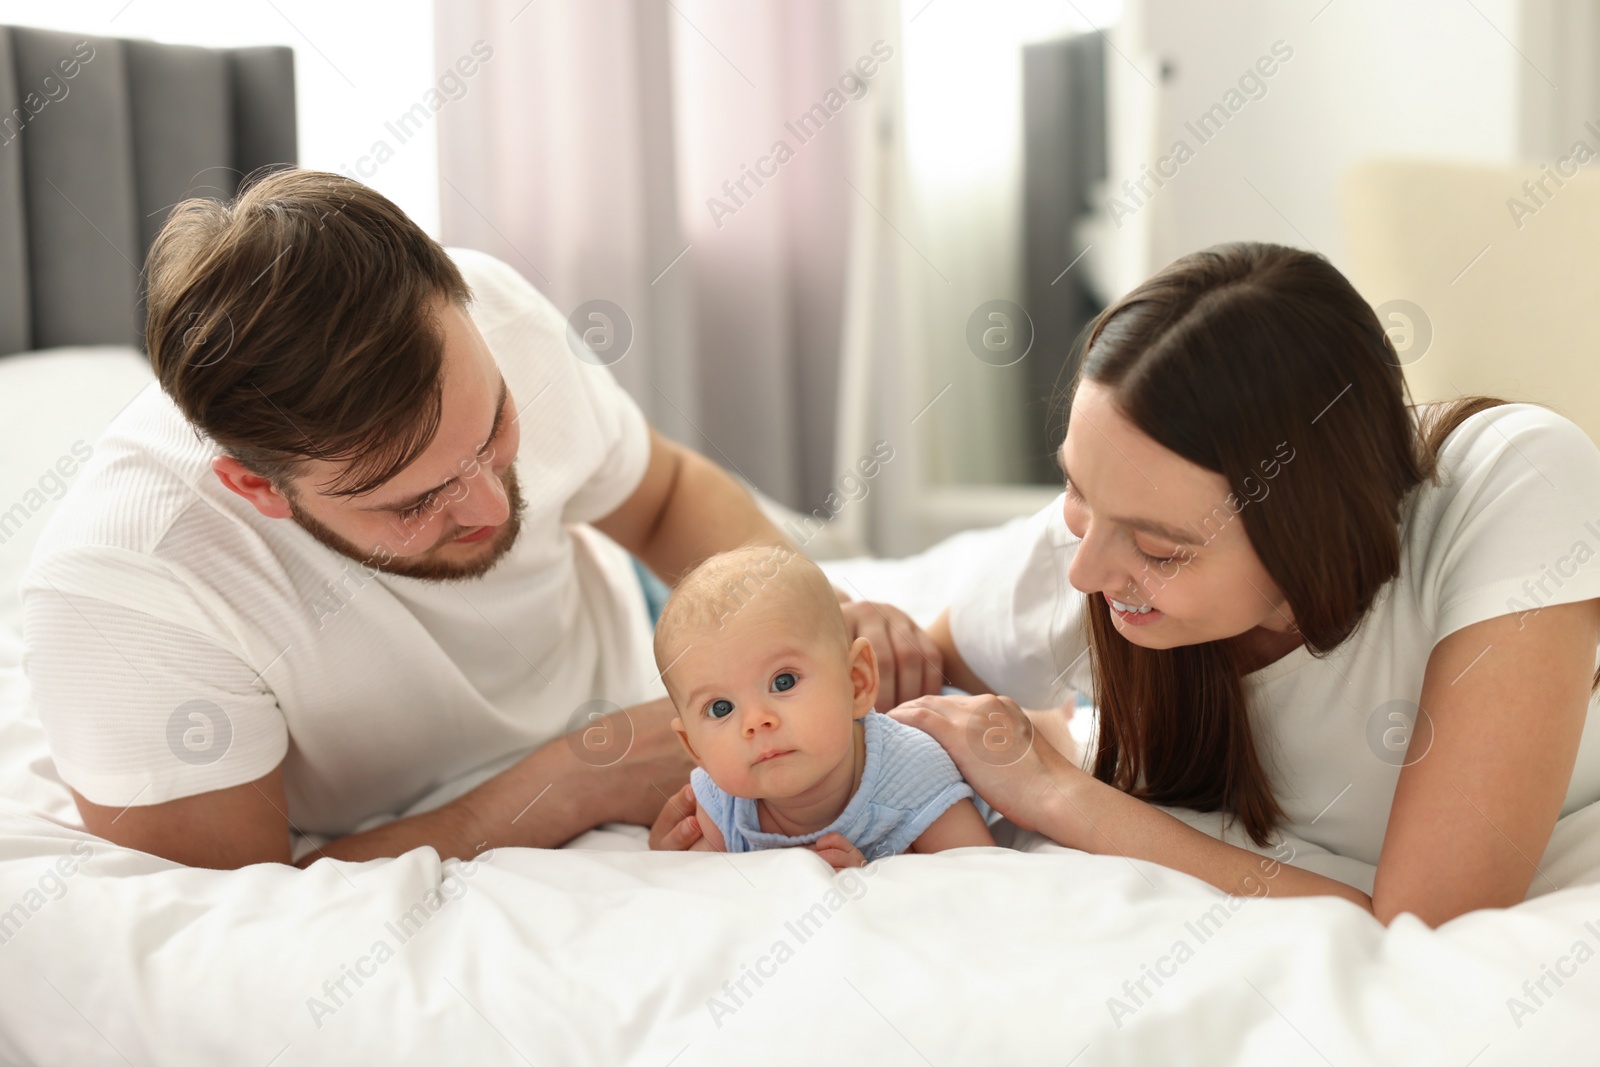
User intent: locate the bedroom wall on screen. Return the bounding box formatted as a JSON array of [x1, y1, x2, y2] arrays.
[[1096, 0, 1527, 295]]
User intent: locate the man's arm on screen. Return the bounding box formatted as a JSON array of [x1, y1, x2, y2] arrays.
[[598, 427, 946, 706], [74, 697, 694, 869], [73, 767, 294, 869], [926, 608, 991, 695], [593, 426, 791, 587]]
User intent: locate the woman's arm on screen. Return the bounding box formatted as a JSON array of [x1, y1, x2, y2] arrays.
[[1371, 598, 1599, 924], [1025, 764, 1373, 908], [893, 598, 1600, 924], [891, 694, 1371, 907]]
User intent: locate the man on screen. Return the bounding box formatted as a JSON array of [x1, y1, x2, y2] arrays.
[[19, 169, 942, 870]]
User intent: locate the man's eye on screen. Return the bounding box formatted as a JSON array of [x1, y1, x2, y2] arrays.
[[708, 698, 734, 719], [399, 498, 429, 521], [771, 672, 796, 693]]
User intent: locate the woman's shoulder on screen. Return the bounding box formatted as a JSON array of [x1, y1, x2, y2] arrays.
[[1400, 401, 1600, 638], [1423, 400, 1597, 472], [1406, 401, 1600, 525]]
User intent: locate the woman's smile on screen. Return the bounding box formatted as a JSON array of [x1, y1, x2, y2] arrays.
[[1107, 594, 1164, 626]]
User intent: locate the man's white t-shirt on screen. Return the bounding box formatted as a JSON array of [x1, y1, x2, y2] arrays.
[[949, 403, 1600, 867], [19, 249, 663, 835]]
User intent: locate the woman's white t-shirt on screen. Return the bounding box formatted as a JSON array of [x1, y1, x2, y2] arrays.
[[949, 403, 1600, 868], [19, 250, 663, 835]]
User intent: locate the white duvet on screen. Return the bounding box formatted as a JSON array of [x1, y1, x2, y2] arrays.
[[1, 350, 1597, 1066]]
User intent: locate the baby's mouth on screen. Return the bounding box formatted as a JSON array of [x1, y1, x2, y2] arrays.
[[754, 748, 796, 765]]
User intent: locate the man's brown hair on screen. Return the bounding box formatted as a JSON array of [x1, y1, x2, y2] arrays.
[[145, 168, 471, 497]]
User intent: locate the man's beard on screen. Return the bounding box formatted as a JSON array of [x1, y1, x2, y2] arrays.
[[287, 464, 527, 582]]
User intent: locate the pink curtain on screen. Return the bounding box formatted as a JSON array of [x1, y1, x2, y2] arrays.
[[435, 0, 873, 510]]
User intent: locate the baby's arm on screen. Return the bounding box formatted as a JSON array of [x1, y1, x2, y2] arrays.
[[908, 798, 996, 853]]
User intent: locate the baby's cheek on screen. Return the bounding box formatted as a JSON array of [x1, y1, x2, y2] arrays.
[[701, 747, 756, 795], [716, 764, 752, 796]]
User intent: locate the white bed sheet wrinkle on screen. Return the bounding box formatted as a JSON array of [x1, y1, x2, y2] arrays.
[[1, 799, 1598, 1065]]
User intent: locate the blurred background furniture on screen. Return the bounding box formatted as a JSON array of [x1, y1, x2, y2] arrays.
[[0, 25, 294, 358], [1343, 158, 1600, 446]]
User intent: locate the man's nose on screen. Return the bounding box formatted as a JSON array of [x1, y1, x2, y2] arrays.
[[450, 463, 511, 528]]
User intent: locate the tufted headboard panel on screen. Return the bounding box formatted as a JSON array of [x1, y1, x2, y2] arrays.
[[0, 26, 295, 358]]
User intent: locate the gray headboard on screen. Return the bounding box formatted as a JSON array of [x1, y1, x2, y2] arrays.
[[0, 26, 296, 358]]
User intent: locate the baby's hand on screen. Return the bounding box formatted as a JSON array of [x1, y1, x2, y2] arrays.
[[809, 832, 866, 871]]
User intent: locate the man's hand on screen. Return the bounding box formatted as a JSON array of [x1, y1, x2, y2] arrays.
[[649, 782, 705, 850], [838, 600, 944, 711], [571, 696, 697, 828]]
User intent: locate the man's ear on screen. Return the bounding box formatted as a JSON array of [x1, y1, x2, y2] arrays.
[[847, 636, 879, 718], [671, 716, 703, 765], [212, 456, 294, 519]]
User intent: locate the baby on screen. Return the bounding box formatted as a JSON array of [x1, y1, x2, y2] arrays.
[[653, 543, 995, 868]]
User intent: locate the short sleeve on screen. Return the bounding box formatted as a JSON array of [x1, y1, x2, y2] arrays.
[[447, 248, 652, 527], [1416, 404, 1600, 642], [21, 588, 288, 808], [556, 362, 651, 525], [945, 495, 1089, 709]]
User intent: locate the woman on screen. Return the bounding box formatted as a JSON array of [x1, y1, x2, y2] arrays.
[[657, 243, 1600, 927]]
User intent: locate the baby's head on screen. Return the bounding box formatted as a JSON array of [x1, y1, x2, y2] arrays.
[[654, 544, 878, 800]]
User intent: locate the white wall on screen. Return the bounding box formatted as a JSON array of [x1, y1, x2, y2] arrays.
[[1101, 0, 1526, 289], [0, 0, 440, 234]]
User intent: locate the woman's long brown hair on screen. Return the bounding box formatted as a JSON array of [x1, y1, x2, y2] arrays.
[[1067, 242, 1519, 845]]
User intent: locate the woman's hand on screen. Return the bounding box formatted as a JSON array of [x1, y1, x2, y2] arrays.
[[810, 831, 866, 870], [887, 693, 1086, 839]]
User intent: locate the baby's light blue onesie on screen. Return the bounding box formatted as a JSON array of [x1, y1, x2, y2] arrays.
[[690, 710, 992, 861]]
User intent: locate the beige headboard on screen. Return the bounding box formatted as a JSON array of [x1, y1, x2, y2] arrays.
[[1343, 158, 1600, 445]]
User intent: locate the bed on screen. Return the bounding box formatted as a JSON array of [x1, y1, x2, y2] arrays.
[[2, 24, 1599, 1067]]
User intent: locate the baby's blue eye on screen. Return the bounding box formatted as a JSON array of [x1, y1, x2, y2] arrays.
[[708, 698, 734, 719], [771, 672, 796, 692]]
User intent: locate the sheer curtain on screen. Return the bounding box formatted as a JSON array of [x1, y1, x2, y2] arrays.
[[434, 0, 896, 514]]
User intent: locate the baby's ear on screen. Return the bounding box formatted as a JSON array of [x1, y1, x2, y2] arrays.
[[848, 636, 879, 717], [671, 716, 703, 765]]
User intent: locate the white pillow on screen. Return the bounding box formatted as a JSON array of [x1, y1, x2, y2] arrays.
[[0, 347, 154, 637]]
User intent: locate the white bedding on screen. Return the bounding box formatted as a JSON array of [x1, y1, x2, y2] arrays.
[[2, 349, 1598, 1065]]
